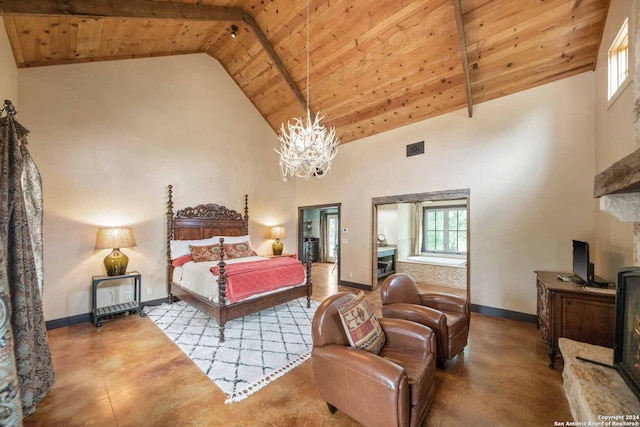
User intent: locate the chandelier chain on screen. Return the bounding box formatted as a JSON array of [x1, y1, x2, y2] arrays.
[[274, 0, 339, 181], [306, 0, 310, 113]]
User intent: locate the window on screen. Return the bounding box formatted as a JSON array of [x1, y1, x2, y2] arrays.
[[608, 18, 629, 100], [422, 206, 467, 254]]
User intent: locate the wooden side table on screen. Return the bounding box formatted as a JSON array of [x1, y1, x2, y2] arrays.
[[264, 253, 297, 259], [92, 271, 145, 327]]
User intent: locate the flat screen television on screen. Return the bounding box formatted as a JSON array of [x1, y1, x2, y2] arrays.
[[572, 239, 593, 285]]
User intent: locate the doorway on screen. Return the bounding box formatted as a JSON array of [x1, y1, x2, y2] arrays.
[[326, 213, 339, 263], [298, 203, 341, 280], [371, 189, 470, 301]]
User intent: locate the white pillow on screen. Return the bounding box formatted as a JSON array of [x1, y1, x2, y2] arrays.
[[170, 237, 220, 260]]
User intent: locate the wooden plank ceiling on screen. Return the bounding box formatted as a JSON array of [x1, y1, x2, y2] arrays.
[[0, 0, 609, 144]]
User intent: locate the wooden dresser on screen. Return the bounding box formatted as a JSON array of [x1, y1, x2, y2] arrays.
[[535, 271, 615, 369]]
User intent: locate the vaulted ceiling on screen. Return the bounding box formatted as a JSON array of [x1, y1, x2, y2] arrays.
[[1, 0, 610, 144]]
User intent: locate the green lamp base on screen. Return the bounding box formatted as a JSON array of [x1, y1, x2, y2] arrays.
[[104, 248, 129, 276], [272, 239, 284, 256]]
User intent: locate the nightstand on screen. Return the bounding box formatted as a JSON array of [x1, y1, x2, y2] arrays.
[[265, 253, 297, 259], [92, 271, 145, 327]]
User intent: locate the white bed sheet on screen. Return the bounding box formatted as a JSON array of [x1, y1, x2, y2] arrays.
[[172, 256, 307, 303]]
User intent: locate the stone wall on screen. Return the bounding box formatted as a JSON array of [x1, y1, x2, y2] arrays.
[[635, 223, 639, 265], [396, 262, 466, 289]]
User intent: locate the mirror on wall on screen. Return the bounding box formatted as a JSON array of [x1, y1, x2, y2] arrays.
[[372, 190, 470, 300]]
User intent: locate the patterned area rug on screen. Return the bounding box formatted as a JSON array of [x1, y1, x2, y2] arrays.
[[145, 297, 318, 403]]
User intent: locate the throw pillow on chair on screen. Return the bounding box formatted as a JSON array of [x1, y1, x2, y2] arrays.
[[311, 292, 437, 427]]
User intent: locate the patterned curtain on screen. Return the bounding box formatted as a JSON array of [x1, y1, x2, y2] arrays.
[[0, 101, 53, 425]]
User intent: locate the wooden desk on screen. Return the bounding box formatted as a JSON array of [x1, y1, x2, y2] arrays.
[[535, 271, 615, 369]]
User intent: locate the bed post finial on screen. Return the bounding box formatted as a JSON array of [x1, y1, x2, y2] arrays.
[[244, 194, 249, 235]]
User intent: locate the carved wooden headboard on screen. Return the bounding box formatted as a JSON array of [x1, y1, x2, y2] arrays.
[[166, 185, 249, 262]]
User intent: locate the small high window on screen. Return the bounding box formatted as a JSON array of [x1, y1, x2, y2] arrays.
[[608, 18, 629, 100]]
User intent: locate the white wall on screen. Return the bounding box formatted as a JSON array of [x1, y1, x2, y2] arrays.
[[18, 54, 296, 321], [396, 203, 413, 260], [594, 0, 637, 278], [0, 20, 18, 107], [377, 204, 398, 245], [297, 73, 598, 314]]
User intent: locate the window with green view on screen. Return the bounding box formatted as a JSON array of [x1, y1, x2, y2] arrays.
[[422, 207, 467, 254]]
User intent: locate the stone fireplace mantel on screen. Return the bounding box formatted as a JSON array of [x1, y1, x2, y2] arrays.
[[594, 147, 640, 222], [594, 147, 640, 265]]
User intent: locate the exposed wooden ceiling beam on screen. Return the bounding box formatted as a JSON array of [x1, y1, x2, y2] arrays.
[[452, 0, 473, 118], [590, 0, 611, 70], [0, 0, 307, 110], [0, 0, 242, 20], [240, 11, 307, 112]]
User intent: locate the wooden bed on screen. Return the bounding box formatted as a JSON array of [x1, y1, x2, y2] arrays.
[[166, 185, 312, 342]]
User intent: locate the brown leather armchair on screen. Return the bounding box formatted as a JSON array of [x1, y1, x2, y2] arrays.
[[311, 292, 436, 427], [380, 273, 470, 368]]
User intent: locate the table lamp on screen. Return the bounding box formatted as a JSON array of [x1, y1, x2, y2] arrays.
[[269, 226, 286, 255], [95, 227, 137, 276]]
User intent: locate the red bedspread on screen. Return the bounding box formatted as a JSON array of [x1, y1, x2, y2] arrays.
[[210, 257, 306, 303]]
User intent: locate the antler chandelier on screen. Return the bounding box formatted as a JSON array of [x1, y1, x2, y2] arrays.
[[275, 0, 339, 181]]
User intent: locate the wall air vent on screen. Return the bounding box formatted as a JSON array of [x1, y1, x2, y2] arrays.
[[406, 141, 425, 157]]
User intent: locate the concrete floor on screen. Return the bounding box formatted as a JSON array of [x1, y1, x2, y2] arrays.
[[24, 263, 571, 426]]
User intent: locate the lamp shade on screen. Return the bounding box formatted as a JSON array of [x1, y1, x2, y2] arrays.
[[269, 226, 286, 239], [95, 227, 137, 249]]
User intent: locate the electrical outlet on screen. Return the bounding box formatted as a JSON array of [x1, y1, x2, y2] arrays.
[[349, 272, 353, 278], [125, 291, 131, 302], [146, 288, 152, 295]]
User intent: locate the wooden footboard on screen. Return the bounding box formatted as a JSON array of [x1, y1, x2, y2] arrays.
[[171, 281, 310, 341]]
